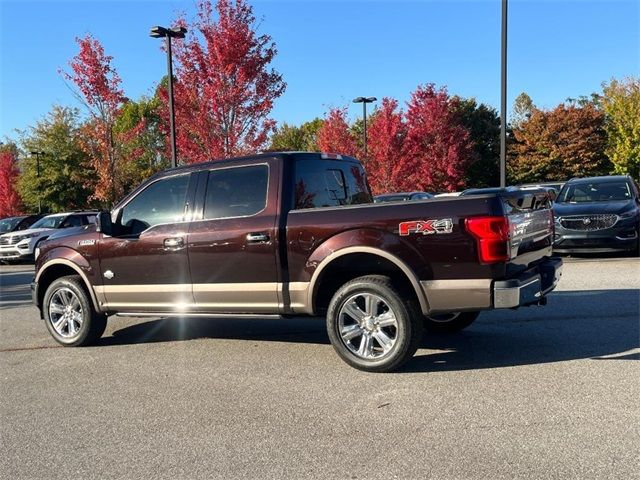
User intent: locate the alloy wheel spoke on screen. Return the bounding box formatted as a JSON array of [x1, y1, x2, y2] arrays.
[[59, 290, 71, 306], [343, 301, 366, 322], [68, 318, 77, 336], [70, 295, 80, 310], [53, 316, 68, 332], [364, 294, 379, 317], [341, 324, 363, 342], [358, 333, 373, 358], [373, 330, 394, 352], [376, 311, 397, 328], [50, 303, 65, 315]]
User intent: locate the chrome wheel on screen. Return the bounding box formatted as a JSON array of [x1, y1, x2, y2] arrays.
[[338, 293, 398, 359], [426, 312, 461, 323], [48, 287, 83, 338]]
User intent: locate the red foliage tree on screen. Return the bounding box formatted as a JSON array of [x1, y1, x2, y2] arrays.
[[0, 150, 24, 217], [402, 84, 474, 192], [316, 108, 359, 157], [168, 0, 286, 163], [366, 98, 408, 194], [63, 35, 127, 204]]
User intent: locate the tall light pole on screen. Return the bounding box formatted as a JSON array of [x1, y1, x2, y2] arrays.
[[30, 150, 45, 213], [150, 25, 187, 169], [353, 97, 377, 159], [500, 0, 508, 188]]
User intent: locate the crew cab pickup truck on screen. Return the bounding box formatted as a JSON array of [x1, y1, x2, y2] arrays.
[[33, 152, 562, 372]]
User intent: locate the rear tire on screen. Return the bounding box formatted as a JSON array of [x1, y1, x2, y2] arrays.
[[326, 275, 423, 372], [43, 275, 107, 346], [424, 311, 479, 333]]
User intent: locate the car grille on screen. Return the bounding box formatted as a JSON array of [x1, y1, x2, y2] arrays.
[[559, 214, 618, 231], [0, 236, 19, 245]]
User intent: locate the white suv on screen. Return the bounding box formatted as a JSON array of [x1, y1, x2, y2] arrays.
[[0, 212, 97, 262]]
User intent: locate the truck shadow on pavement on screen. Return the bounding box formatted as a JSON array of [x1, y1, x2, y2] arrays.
[[103, 288, 639, 372]]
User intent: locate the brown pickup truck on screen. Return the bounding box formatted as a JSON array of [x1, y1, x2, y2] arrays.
[[33, 152, 562, 372]]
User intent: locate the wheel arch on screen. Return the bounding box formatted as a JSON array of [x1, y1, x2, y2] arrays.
[[35, 259, 101, 313], [308, 247, 429, 316]]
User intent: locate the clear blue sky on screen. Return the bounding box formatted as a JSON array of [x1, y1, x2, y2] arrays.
[[1, 0, 638, 139]]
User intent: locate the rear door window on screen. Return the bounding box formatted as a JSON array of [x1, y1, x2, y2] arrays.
[[203, 165, 269, 219]]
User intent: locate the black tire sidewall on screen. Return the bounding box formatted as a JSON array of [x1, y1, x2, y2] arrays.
[[326, 276, 421, 372], [43, 276, 98, 346]]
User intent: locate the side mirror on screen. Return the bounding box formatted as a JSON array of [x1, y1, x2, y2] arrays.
[[96, 211, 113, 236]]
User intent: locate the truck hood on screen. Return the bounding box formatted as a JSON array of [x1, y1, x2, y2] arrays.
[[553, 200, 635, 217]]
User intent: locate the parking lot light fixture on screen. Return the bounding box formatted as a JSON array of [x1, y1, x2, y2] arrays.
[[150, 25, 187, 169], [352, 96, 377, 159], [30, 150, 45, 213]]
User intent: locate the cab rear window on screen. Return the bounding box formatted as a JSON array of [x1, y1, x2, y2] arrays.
[[294, 160, 372, 209]]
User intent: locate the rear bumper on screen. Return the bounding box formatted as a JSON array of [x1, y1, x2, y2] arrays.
[[421, 257, 563, 314], [493, 257, 563, 308]]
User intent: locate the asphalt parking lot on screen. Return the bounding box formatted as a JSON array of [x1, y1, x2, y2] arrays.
[[1, 257, 639, 479]]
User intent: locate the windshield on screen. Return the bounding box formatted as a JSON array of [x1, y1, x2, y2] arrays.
[[0, 218, 21, 233], [30, 215, 66, 229], [557, 181, 632, 203]]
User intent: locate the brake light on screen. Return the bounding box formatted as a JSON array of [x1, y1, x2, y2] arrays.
[[465, 216, 510, 264]]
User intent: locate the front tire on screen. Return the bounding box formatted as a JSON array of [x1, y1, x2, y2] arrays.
[[423, 311, 479, 333], [43, 275, 107, 346], [326, 275, 423, 372]]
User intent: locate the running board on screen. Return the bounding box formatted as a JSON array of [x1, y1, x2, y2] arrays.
[[114, 312, 284, 319]]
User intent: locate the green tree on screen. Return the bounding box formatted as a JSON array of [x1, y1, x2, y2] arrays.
[[269, 119, 323, 151], [512, 92, 534, 128], [455, 97, 500, 187], [17, 106, 97, 212], [114, 95, 169, 194], [601, 77, 640, 179]]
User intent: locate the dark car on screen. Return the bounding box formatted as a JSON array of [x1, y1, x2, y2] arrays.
[[374, 192, 433, 203], [0, 214, 43, 234], [553, 175, 640, 254]]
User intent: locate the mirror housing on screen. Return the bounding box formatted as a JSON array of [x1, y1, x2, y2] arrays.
[[96, 211, 113, 236]]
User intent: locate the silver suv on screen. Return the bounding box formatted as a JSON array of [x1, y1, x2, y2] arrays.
[[0, 212, 97, 262]]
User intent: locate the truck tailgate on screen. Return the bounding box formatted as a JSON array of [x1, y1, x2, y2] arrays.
[[501, 190, 555, 274]]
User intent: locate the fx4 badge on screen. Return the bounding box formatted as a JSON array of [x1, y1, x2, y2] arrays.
[[399, 219, 454, 236]]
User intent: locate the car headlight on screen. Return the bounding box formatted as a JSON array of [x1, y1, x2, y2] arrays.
[[13, 232, 40, 242]]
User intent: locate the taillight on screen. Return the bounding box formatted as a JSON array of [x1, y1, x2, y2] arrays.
[[465, 216, 510, 264]]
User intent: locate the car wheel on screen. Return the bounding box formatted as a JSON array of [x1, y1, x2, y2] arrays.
[[424, 311, 480, 333], [326, 275, 423, 372], [43, 275, 107, 346]]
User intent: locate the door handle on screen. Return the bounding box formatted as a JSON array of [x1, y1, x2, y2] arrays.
[[163, 237, 185, 249], [246, 232, 270, 243]]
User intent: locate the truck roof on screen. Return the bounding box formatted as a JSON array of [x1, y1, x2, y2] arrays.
[[150, 152, 359, 181]]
